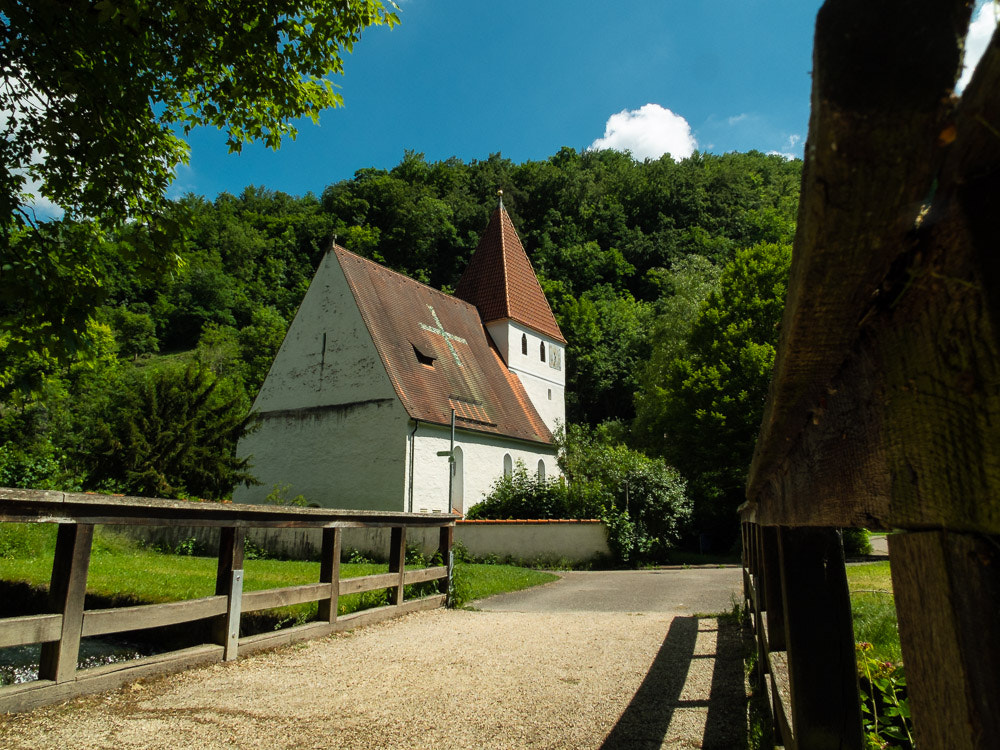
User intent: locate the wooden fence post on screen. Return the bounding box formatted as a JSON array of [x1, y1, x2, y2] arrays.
[[388, 526, 406, 606], [889, 531, 1000, 750], [439, 525, 454, 605], [38, 523, 94, 683], [761, 526, 786, 652], [213, 527, 245, 661], [318, 528, 341, 623], [778, 527, 862, 750]]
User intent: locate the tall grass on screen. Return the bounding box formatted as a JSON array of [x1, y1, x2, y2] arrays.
[[846, 561, 900, 663]]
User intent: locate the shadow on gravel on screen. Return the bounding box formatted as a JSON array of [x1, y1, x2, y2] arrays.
[[600, 616, 745, 749]]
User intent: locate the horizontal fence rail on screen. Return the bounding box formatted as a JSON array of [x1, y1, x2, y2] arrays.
[[0, 488, 456, 714]]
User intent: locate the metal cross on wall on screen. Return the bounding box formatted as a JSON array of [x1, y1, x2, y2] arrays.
[[419, 305, 467, 366]]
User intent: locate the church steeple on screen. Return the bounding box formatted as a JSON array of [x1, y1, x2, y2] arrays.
[[455, 198, 566, 343]]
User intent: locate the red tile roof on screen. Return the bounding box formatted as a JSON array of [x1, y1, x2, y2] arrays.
[[334, 246, 554, 445], [455, 205, 567, 343]]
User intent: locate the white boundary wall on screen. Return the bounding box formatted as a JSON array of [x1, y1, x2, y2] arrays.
[[114, 520, 609, 566]]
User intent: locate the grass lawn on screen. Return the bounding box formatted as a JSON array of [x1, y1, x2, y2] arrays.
[[0, 524, 557, 623], [846, 560, 900, 663]]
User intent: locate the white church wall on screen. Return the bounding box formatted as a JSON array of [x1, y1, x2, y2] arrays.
[[235, 395, 410, 510], [406, 422, 559, 514], [252, 251, 397, 413], [488, 320, 566, 434], [236, 249, 412, 511]]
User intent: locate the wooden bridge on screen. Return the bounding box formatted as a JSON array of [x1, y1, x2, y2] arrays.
[[740, 1, 1000, 749], [0, 488, 455, 714]]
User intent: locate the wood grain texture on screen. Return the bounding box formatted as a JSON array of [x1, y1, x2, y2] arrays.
[[240, 583, 331, 613], [213, 527, 244, 660], [338, 572, 400, 595], [403, 566, 447, 585], [778, 528, 862, 749], [761, 527, 785, 652], [38, 523, 93, 683], [890, 531, 1000, 750], [748, 30, 1000, 533], [317, 527, 341, 623], [0, 645, 224, 714], [389, 526, 406, 606], [82, 596, 227, 637], [749, 0, 972, 502], [0, 487, 458, 529], [0, 614, 62, 649]]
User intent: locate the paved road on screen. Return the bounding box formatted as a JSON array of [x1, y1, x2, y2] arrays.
[[477, 567, 743, 614], [870, 534, 889, 556]]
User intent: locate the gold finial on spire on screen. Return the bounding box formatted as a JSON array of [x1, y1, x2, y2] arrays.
[[497, 188, 503, 210]]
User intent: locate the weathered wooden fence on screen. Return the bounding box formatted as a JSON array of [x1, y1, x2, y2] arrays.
[[740, 2, 999, 748], [0, 488, 455, 714]]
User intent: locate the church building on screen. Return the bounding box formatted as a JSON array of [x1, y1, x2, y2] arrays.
[[234, 198, 567, 514]]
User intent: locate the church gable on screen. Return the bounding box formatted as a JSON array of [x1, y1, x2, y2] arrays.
[[252, 250, 396, 414], [334, 247, 554, 445]]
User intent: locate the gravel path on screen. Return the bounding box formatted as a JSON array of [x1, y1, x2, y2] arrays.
[[0, 569, 747, 749]]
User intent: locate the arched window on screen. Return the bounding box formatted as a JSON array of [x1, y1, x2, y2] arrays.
[[539, 341, 546, 361], [537, 459, 546, 482], [503, 453, 513, 478], [451, 446, 464, 514], [521, 333, 528, 355]]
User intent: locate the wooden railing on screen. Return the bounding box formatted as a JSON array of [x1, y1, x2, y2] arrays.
[[740, 2, 1000, 748], [0, 488, 455, 714], [739, 511, 860, 749]]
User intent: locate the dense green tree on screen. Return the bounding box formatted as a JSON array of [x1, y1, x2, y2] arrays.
[[653, 242, 792, 548], [1, 0, 397, 360], [237, 307, 289, 393], [84, 362, 257, 499], [633, 255, 722, 449], [105, 307, 159, 361], [555, 285, 652, 425]]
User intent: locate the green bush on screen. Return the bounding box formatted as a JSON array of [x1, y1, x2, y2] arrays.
[[467, 424, 692, 566], [843, 528, 873, 557], [0, 441, 64, 490], [465, 462, 600, 521]]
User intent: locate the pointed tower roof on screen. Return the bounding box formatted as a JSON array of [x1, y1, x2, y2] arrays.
[[455, 198, 566, 343]]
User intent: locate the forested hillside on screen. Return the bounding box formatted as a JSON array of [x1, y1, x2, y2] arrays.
[[0, 147, 799, 546]]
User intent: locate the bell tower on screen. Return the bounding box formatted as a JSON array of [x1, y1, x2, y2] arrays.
[[455, 193, 566, 433]]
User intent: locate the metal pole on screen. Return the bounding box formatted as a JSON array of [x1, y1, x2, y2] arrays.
[[448, 408, 455, 512]]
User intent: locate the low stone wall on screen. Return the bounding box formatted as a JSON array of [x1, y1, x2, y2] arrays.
[[112, 520, 610, 566], [454, 520, 609, 564]]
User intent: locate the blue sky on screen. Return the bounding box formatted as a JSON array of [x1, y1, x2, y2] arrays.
[[173, 0, 829, 200], [22, 0, 995, 213]]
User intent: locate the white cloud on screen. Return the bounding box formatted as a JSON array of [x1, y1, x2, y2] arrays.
[[590, 103, 697, 161], [727, 113, 749, 126], [767, 150, 797, 160], [958, 2, 998, 92], [785, 134, 802, 150]]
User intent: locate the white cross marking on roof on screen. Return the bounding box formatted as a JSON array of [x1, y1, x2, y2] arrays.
[[419, 305, 467, 366]]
